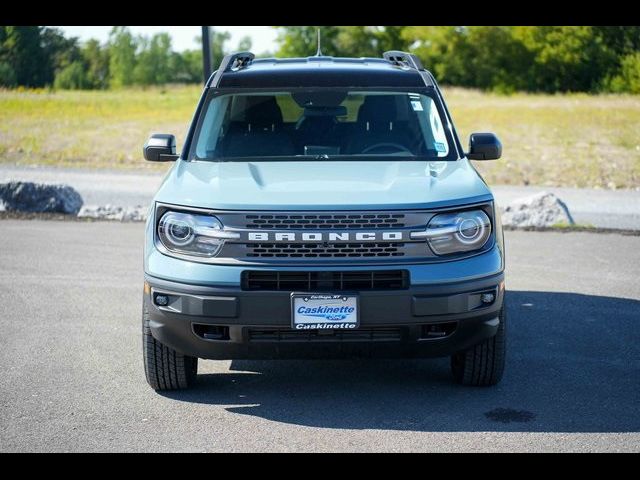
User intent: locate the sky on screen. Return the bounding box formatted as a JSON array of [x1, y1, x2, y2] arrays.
[[53, 26, 279, 53]]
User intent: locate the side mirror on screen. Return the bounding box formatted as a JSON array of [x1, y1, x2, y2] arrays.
[[144, 134, 179, 162], [467, 133, 502, 160]]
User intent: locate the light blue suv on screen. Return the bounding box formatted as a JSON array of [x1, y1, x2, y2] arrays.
[[142, 51, 505, 390]]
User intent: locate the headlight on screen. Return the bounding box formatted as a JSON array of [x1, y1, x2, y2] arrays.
[[423, 209, 492, 255], [158, 211, 228, 257]]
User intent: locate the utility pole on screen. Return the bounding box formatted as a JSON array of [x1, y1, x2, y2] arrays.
[[202, 26, 212, 84]]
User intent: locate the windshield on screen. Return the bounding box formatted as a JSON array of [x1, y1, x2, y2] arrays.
[[193, 89, 454, 161]]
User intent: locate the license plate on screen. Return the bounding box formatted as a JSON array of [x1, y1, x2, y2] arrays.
[[291, 294, 359, 330]]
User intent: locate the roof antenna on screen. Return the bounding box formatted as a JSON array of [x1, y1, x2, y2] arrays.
[[315, 28, 323, 57]]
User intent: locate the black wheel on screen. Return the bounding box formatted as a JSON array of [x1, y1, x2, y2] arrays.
[[142, 303, 197, 391], [451, 306, 506, 386]]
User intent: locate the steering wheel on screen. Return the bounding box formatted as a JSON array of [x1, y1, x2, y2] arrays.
[[361, 143, 412, 155]]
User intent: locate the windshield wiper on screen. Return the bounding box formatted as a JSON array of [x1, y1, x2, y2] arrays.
[[197, 154, 447, 162], [200, 155, 301, 162]]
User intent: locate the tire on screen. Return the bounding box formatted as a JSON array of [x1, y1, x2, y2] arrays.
[[142, 304, 198, 391], [451, 306, 506, 386]]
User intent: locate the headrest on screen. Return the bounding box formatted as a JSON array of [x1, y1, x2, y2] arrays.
[[231, 96, 283, 126], [357, 95, 410, 125]]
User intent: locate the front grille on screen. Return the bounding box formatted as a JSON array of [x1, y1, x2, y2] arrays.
[[246, 243, 405, 258], [245, 213, 406, 229], [242, 270, 409, 291], [248, 327, 402, 342]]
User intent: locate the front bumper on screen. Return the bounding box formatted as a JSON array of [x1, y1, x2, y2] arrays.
[[144, 271, 505, 359]]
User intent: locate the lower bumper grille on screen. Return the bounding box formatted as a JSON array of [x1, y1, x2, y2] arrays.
[[242, 270, 409, 291], [248, 327, 402, 342]]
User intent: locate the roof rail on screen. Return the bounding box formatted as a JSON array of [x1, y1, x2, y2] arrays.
[[383, 51, 424, 71], [208, 51, 255, 87]]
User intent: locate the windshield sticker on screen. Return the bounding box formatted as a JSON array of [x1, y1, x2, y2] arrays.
[[434, 142, 447, 152], [411, 101, 424, 111]]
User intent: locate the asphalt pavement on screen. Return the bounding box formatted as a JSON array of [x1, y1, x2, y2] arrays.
[[0, 220, 639, 452], [2, 164, 640, 230]]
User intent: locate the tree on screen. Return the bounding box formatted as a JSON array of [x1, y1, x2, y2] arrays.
[[0, 26, 48, 87], [169, 49, 202, 83], [0, 61, 16, 87], [607, 52, 640, 93], [0, 26, 84, 88], [54, 61, 89, 89], [459, 26, 533, 92], [275, 26, 411, 59], [593, 26, 640, 57], [334, 26, 379, 57], [82, 39, 110, 89], [405, 26, 532, 91], [404, 26, 637, 93], [133, 32, 173, 86], [374, 26, 409, 53], [276, 26, 340, 57], [3, 25, 638, 93], [41, 27, 82, 84], [593, 26, 640, 92], [108, 26, 136, 87], [403, 26, 466, 83], [512, 26, 615, 92]]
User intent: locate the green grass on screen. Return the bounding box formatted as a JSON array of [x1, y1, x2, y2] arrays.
[[1, 86, 639, 188], [0, 86, 201, 171], [446, 88, 640, 189]]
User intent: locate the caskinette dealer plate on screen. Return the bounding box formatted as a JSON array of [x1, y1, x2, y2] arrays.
[[291, 293, 359, 330]]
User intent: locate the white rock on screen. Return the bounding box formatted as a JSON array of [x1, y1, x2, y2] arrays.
[[501, 192, 574, 228], [78, 204, 148, 222]]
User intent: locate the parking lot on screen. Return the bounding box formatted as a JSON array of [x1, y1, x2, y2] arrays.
[[0, 220, 639, 452]]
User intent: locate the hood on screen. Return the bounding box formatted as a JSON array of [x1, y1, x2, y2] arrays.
[[154, 159, 493, 210]]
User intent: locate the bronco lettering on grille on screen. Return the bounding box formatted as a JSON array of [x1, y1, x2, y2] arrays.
[[245, 231, 405, 243]]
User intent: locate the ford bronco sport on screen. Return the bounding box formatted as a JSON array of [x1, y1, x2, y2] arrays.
[[142, 51, 505, 390]]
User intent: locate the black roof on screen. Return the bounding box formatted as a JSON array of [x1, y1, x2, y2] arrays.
[[208, 54, 434, 89]]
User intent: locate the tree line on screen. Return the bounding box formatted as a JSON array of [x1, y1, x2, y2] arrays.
[[1, 26, 639, 93], [277, 26, 640, 94], [0, 26, 248, 89]]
